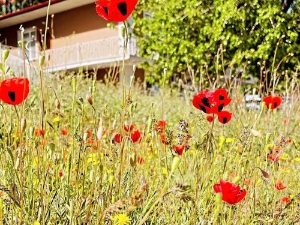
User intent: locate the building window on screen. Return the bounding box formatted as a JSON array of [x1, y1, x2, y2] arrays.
[[17, 27, 38, 61]]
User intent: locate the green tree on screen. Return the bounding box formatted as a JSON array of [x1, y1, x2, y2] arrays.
[[132, 0, 300, 87]]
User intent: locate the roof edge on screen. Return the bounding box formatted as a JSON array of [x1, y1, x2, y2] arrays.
[[0, 0, 65, 21]]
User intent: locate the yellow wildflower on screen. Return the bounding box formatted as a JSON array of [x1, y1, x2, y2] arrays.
[[111, 213, 131, 225]]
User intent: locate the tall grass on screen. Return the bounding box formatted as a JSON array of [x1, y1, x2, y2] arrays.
[[0, 68, 299, 224]]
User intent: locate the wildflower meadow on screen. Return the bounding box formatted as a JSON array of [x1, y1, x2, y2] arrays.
[[0, 0, 299, 224]]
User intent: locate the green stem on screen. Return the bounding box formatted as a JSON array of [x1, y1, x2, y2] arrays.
[[138, 170, 174, 225]]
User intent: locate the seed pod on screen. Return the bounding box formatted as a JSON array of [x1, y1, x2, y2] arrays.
[[86, 94, 93, 105], [215, 193, 222, 204], [96, 118, 103, 141], [20, 118, 26, 133], [39, 55, 45, 68], [78, 96, 83, 104], [55, 99, 61, 110], [171, 156, 181, 173], [233, 176, 241, 184], [83, 132, 89, 142], [29, 126, 34, 137], [72, 76, 77, 93], [2, 49, 9, 62]]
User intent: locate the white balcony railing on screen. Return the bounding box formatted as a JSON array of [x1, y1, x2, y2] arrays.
[[0, 36, 139, 75], [44, 36, 138, 72]]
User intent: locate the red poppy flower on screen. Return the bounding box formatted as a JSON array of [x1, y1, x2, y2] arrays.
[[192, 89, 231, 114], [172, 145, 185, 156], [213, 89, 232, 106], [160, 133, 169, 145], [0, 77, 30, 105], [87, 139, 96, 145], [154, 120, 166, 132], [60, 129, 69, 136], [124, 124, 134, 132], [206, 115, 215, 123], [263, 96, 282, 109], [131, 130, 141, 143], [213, 180, 246, 204], [95, 0, 138, 22], [275, 180, 286, 191], [34, 128, 45, 137], [281, 196, 291, 204], [137, 157, 144, 164], [217, 111, 232, 124], [268, 151, 280, 162], [59, 172, 63, 177], [86, 130, 92, 138], [114, 133, 122, 143]]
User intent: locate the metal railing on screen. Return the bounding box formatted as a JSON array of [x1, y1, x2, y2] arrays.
[[44, 36, 138, 71], [0, 36, 138, 74]]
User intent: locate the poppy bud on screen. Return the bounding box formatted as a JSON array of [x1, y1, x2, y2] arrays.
[[265, 133, 271, 143], [215, 193, 222, 204], [29, 126, 34, 137], [83, 132, 89, 142], [20, 118, 26, 133], [2, 49, 9, 62], [96, 118, 103, 141], [130, 154, 136, 167], [171, 156, 181, 173], [257, 167, 269, 178], [72, 76, 77, 93], [48, 143, 55, 151], [108, 175, 115, 185], [0, 198, 3, 221], [86, 94, 93, 105], [89, 86, 93, 94], [233, 176, 241, 184], [18, 40, 23, 49], [55, 99, 61, 110], [39, 55, 45, 68], [78, 97, 83, 104]]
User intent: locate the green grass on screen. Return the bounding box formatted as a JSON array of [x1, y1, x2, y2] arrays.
[[0, 72, 299, 225]]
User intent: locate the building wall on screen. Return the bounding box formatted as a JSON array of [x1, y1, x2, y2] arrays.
[[0, 3, 118, 48], [50, 3, 118, 48]]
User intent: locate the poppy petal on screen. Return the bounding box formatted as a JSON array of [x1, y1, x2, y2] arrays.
[[0, 78, 30, 105], [95, 0, 138, 22], [217, 111, 232, 124], [213, 184, 222, 193], [263, 95, 282, 109]]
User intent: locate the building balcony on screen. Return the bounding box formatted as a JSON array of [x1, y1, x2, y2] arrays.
[[0, 36, 140, 75], [44, 36, 139, 72]]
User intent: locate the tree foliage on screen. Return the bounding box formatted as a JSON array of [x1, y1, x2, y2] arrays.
[[132, 0, 300, 85]]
